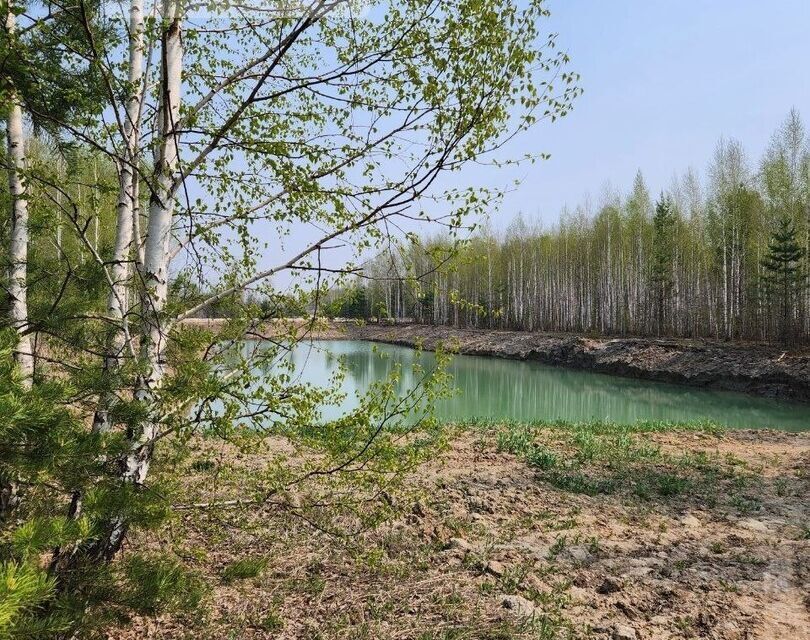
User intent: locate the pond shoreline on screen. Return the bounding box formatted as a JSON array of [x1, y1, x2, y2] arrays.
[[180, 319, 810, 403], [349, 324, 810, 403]]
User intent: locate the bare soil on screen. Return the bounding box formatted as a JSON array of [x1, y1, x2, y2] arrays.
[[111, 426, 810, 640]]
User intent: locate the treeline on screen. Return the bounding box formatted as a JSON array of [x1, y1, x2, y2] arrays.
[[360, 110, 810, 343]]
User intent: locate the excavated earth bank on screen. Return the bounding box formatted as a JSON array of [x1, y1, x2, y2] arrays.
[[350, 324, 810, 402]]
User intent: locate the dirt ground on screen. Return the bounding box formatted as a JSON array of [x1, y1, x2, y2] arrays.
[[113, 425, 809, 640]]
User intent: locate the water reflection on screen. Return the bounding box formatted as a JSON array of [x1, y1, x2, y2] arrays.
[[272, 341, 810, 431]]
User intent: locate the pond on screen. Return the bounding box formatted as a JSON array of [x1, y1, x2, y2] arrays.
[[270, 340, 810, 431]]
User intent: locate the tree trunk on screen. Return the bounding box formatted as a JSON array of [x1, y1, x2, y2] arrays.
[[92, 0, 183, 560], [1, 3, 31, 518], [4, 6, 33, 385], [131, 0, 182, 481], [93, 0, 146, 433]]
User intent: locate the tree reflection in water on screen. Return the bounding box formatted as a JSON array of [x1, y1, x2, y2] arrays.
[[258, 341, 810, 431]]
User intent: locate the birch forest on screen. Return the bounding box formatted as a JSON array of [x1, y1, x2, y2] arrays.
[[363, 110, 810, 343]]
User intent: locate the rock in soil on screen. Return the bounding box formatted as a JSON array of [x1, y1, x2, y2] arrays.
[[485, 560, 506, 577], [447, 537, 472, 553], [596, 577, 622, 595], [500, 594, 536, 618], [613, 624, 638, 640]]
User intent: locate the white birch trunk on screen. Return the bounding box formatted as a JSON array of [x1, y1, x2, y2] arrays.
[[4, 7, 33, 386], [97, 0, 183, 559], [55, 156, 64, 261], [94, 0, 146, 433], [129, 0, 182, 472], [1, 4, 30, 516]]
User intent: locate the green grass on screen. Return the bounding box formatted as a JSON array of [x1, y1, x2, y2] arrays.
[[220, 556, 268, 583], [475, 418, 741, 505], [254, 609, 284, 632], [123, 555, 207, 614], [463, 417, 724, 437]]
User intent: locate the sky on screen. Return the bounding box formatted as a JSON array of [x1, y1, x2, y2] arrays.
[[489, 0, 810, 228]]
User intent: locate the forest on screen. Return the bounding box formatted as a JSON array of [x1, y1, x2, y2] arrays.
[[2, 1, 809, 638], [360, 110, 810, 343]]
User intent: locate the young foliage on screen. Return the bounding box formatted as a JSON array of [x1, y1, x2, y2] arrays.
[[2, 0, 578, 636]]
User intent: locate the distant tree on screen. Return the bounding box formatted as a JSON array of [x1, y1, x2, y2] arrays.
[[351, 110, 808, 344], [626, 171, 653, 220], [624, 171, 653, 332], [762, 216, 806, 344], [651, 195, 676, 335], [374, 301, 389, 324], [341, 286, 369, 319], [760, 109, 810, 333]]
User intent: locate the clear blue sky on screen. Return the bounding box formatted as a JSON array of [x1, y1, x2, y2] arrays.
[[494, 0, 810, 226]]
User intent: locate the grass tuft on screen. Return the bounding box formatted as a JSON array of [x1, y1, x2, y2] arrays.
[[484, 418, 743, 505], [221, 556, 269, 583]]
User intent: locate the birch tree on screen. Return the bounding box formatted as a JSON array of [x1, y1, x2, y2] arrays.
[[2, 1, 33, 383], [93, 0, 147, 434], [0, 0, 578, 633], [384, 113, 808, 343]]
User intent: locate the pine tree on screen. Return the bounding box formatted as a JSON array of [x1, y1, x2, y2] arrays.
[[761, 216, 806, 343], [651, 195, 676, 335], [341, 286, 369, 319]]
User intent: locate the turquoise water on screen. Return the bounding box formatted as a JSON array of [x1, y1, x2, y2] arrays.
[[269, 340, 810, 431]]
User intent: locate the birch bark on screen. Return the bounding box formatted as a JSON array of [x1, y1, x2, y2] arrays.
[[93, 0, 146, 433], [1, 2, 30, 516], [94, 0, 182, 559], [128, 0, 182, 482], [4, 5, 33, 386]]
